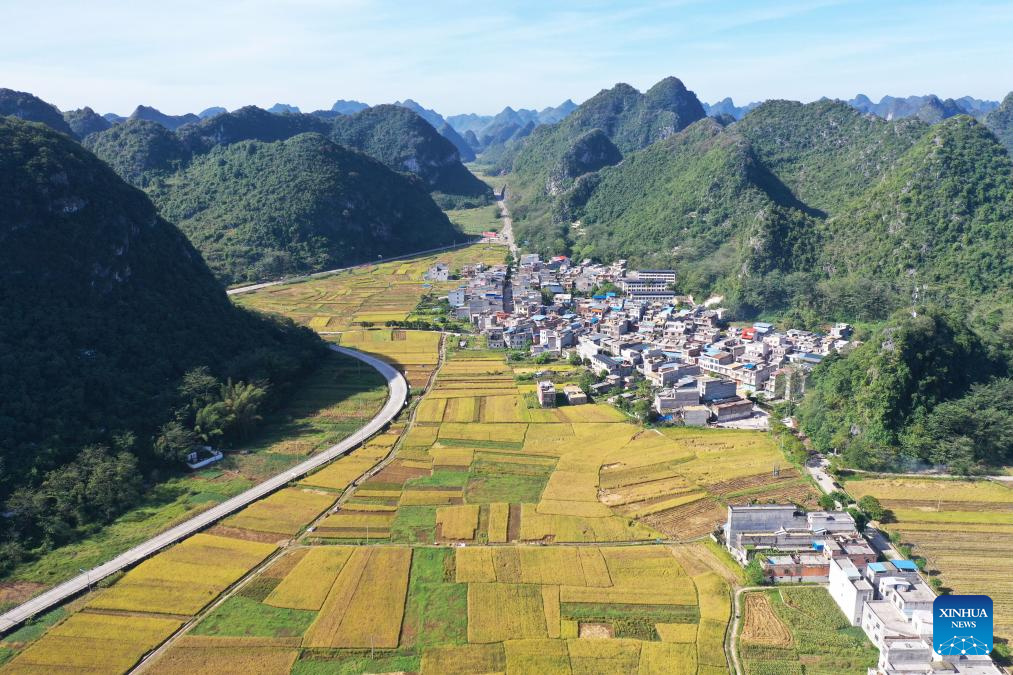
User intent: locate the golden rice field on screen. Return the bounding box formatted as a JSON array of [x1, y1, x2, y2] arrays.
[[1, 612, 182, 673], [222, 487, 335, 535], [846, 476, 1013, 644], [234, 244, 504, 331], [335, 329, 442, 388], [87, 534, 276, 615], [0, 299, 818, 674]]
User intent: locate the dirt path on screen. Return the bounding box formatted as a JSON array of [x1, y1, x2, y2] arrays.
[[496, 189, 518, 256]]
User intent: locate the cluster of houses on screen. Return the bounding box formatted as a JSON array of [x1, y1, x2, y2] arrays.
[[433, 253, 856, 426], [724, 504, 1000, 675]]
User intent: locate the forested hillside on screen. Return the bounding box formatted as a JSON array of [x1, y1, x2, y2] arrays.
[[0, 88, 73, 135], [565, 119, 820, 310], [78, 102, 469, 282], [985, 92, 1013, 155], [822, 116, 1013, 306], [62, 106, 111, 139], [84, 119, 191, 185], [499, 82, 1012, 322], [799, 308, 1010, 472], [734, 100, 927, 213], [331, 104, 490, 206], [506, 76, 707, 238], [152, 133, 459, 283], [0, 118, 322, 569]]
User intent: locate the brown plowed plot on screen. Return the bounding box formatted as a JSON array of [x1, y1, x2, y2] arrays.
[[741, 593, 793, 647], [600, 476, 698, 507], [725, 480, 821, 509], [367, 460, 430, 484], [643, 498, 726, 540], [709, 470, 799, 496]]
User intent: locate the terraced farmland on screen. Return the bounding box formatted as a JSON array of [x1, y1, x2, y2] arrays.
[[235, 244, 504, 331], [846, 476, 1013, 644]]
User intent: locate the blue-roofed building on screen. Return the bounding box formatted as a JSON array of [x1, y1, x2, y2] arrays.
[[892, 559, 918, 571]]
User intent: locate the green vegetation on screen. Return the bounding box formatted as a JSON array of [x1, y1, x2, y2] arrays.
[[0, 88, 73, 135], [0, 117, 326, 575], [799, 308, 1010, 471], [507, 76, 706, 245], [151, 133, 460, 284], [192, 595, 316, 637], [739, 588, 878, 675], [331, 104, 491, 207], [446, 205, 501, 235], [292, 654, 421, 675], [506, 93, 1012, 323], [62, 107, 111, 139], [81, 102, 488, 283], [84, 118, 191, 184], [390, 506, 438, 544], [985, 91, 1013, 156], [401, 548, 468, 649], [464, 463, 551, 503]]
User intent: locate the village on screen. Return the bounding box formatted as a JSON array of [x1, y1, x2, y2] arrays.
[[427, 252, 854, 426]]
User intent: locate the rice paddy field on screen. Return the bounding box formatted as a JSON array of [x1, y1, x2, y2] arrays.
[[845, 476, 1013, 645], [129, 543, 734, 674], [737, 587, 879, 675], [1, 289, 819, 673], [335, 330, 442, 389], [234, 244, 504, 331]]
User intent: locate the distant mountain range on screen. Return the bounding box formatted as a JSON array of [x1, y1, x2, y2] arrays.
[[847, 93, 998, 121], [702, 97, 760, 120]]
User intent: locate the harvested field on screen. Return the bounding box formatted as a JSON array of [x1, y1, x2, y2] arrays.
[[846, 476, 1013, 643], [741, 593, 793, 646]]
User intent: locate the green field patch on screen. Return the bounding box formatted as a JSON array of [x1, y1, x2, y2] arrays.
[[465, 471, 550, 504], [406, 469, 470, 489], [192, 595, 316, 638], [390, 506, 438, 544], [291, 653, 420, 675], [400, 548, 468, 650], [561, 602, 700, 624]]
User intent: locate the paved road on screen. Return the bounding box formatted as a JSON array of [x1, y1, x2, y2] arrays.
[[0, 345, 407, 636], [805, 454, 838, 494], [226, 241, 479, 296]]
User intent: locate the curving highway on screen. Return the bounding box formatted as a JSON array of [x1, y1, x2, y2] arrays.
[[0, 345, 407, 635]]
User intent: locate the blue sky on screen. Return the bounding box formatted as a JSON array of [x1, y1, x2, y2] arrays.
[[2, 0, 1011, 116]]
